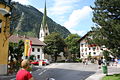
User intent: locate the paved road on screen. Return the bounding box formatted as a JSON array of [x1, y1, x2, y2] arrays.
[[32, 63, 98, 80], [0, 63, 99, 80]]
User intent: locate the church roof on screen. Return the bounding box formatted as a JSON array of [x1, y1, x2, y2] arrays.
[[9, 35, 46, 46], [41, 0, 47, 27]]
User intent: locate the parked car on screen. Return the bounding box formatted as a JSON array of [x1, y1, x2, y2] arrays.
[[30, 60, 39, 65], [43, 59, 50, 65], [30, 59, 50, 66]]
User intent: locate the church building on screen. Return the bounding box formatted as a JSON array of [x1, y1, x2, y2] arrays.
[[39, 1, 49, 41]]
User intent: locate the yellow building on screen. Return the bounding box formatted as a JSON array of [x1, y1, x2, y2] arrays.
[[0, 0, 12, 75]]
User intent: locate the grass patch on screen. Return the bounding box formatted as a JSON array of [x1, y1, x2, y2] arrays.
[[102, 74, 120, 80]]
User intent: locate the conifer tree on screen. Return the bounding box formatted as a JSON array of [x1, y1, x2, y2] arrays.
[[91, 0, 120, 57]]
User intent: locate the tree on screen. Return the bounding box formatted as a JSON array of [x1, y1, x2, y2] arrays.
[[9, 40, 24, 72], [64, 34, 80, 60], [91, 0, 120, 57], [44, 32, 66, 62]]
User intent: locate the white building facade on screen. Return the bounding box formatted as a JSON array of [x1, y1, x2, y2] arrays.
[[31, 45, 44, 60], [79, 32, 104, 59], [9, 35, 46, 60], [80, 40, 103, 58]]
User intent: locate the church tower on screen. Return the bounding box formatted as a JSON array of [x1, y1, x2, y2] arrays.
[[39, 1, 49, 41]]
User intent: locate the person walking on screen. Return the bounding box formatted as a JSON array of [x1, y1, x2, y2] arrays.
[[16, 59, 34, 80], [98, 59, 102, 69], [114, 58, 118, 66]]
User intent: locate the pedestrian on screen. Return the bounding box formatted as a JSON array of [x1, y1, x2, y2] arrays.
[[102, 58, 106, 65], [16, 59, 34, 80], [111, 58, 114, 66], [85, 59, 88, 65], [114, 58, 118, 66], [98, 59, 102, 69], [82, 59, 86, 64]]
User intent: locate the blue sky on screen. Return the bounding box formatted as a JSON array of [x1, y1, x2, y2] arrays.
[[13, 0, 95, 36]]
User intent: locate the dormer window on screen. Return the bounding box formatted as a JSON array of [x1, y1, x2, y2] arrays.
[[46, 27, 47, 30], [0, 19, 2, 33], [41, 33, 42, 37], [46, 33, 48, 36]]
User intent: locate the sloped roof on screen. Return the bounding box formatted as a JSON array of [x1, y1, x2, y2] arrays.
[[78, 31, 92, 42], [9, 35, 46, 46]]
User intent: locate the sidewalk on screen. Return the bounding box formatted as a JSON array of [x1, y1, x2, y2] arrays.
[[86, 64, 120, 80]]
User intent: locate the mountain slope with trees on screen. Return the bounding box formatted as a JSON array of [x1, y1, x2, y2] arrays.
[[10, 2, 70, 38]]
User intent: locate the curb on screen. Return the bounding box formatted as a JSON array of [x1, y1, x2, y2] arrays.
[[86, 65, 120, 80], [85, 73, 105, 80]]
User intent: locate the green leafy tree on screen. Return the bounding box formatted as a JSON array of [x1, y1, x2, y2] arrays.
[[91, 0, 120, 57], [9, 40, 24, 72], [44, 32, 66, 62], [64, 34, 80, 60]]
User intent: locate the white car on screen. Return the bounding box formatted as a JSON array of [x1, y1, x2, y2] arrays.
[[43, 59, 50, 65]]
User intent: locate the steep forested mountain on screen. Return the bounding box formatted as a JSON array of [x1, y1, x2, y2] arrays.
[[10, 2, 70, 38]]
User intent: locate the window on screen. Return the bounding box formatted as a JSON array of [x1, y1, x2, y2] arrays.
[[93, 52, 96, 55], [89, 52, 91, 55], [41, 33, 42, 37], [46, 33, 48, 36], [89, 47, 91, 50], [85, 48, 87, 51], [32, 48, 34, 52], [37, 48, 40, 52], [37, 55, 40, 59], [85, 44, 87, 47], [93, 47, 96, 51], [81, 44, 83, 47]]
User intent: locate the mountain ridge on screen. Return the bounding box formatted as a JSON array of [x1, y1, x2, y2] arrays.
[[11, 2, 71, 38]]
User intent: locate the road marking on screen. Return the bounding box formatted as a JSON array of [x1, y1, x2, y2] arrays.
[[38, 69, 47, 75], [36, 69, 40, 71], [38, 63, 57, 76]]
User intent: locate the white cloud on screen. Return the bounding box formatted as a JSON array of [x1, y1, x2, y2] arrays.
[[64, 6, 92, 29], [12, 0, 30, 5], [49, 6, 72, 15], [49, 0, 80, 16], [38, 8, 44, 13]]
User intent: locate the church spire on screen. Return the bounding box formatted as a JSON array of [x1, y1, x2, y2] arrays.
[[42, 0, 47, 27], [39, 0, 49, 41]]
